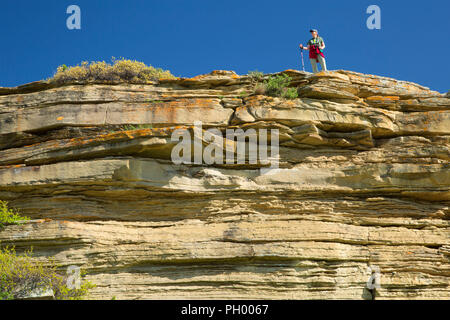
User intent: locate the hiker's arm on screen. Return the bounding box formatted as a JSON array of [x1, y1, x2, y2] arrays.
[[299, 44, 310, 50], [320, 41, 325, 50]]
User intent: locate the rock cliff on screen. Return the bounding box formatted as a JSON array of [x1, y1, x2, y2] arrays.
[[0, 70, 449, 299]]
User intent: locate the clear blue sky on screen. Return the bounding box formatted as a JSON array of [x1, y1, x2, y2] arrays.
[[1, 0, 449, 92]]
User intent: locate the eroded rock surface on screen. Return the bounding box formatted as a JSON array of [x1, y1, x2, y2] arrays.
[[0, 70, 448, 299]]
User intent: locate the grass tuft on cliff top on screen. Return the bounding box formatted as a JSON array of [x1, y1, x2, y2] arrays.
[[51, 58, 176, 84]]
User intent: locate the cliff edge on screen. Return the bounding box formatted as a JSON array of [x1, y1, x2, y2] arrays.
[[0, 70, 449, 299]]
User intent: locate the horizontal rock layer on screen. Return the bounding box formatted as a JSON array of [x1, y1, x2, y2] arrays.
[[0, 70, 448, 299]]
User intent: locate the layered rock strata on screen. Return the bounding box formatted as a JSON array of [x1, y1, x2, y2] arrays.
[[0, 70, 448, 299]]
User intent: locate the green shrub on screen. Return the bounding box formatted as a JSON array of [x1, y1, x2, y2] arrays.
[[265, 74, 290, 97], [0, 246, 95, 300], [282, 87, 299, 99], [51, 58, 176, 83], [250, 73, 298, 99], [0, 201, 29, 228], [264, 74, 298, 100], [0, 247, 53, 300]]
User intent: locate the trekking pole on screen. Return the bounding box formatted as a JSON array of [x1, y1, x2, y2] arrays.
[[300, 48, 305, 72]]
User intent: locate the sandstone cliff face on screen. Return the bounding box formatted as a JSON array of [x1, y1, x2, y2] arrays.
[[0, 70, 448, 299]]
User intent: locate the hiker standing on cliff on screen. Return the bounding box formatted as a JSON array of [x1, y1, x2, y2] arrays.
[[299, 29, 327, 73]]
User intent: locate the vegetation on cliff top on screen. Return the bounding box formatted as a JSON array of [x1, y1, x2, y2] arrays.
[[249, 71, 298, 100], [50, 60, 299, 101], [0, 246, 95, 300], [51, 58, 176, 83]]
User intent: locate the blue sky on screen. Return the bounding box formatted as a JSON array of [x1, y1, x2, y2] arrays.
[[1, 0, 449, 92]]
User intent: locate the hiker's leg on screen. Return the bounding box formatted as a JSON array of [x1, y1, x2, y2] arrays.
[[317, 55, 327, 71], [310, 59, 318, 73]]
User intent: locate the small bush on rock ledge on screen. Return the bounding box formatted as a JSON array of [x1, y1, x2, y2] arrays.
[[250, 73, 298, 100], [0, 246, 95, 300], [51, 58, 176, 83], [0, 201, 29, 229], [265, 74, 298, 99]]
